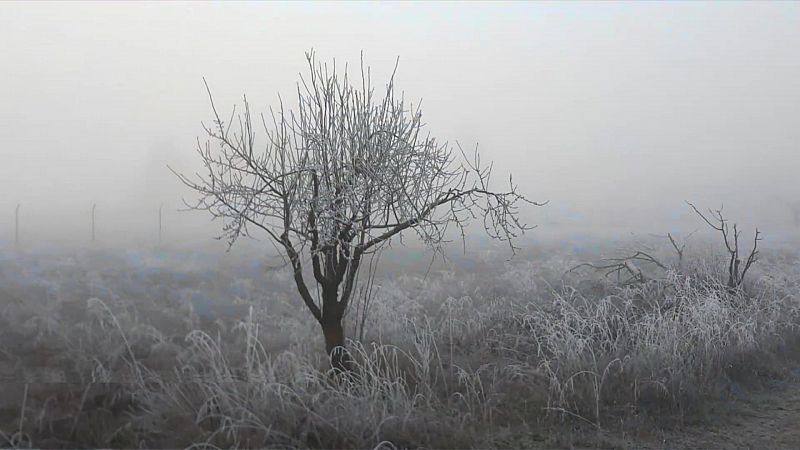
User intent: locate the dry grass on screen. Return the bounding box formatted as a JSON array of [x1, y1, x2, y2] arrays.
[[0, 238, 798, 448]]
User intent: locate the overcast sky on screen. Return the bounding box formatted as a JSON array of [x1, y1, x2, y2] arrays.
[[1, 1, 799, 247]]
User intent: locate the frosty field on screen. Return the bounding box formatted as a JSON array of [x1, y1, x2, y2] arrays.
[[0, 235, 798, 449], [4, 2, 800, 449]]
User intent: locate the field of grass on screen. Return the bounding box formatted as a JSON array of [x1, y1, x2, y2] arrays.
[[0, 234, 798, 449]]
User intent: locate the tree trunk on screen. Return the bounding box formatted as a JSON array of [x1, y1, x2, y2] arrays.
[[321, 319, 352, 373]]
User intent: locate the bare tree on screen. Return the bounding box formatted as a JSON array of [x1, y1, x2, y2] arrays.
[[174, 51, 542, 371], [686, 202, 761, 290], [661, 229, 697, 269]]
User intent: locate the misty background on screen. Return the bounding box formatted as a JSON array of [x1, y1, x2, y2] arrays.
[[1, 2, 798, 251]]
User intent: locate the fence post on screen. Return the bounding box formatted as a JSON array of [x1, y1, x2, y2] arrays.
[[15, 203, 20, 246], [91, 203, 97, 242]]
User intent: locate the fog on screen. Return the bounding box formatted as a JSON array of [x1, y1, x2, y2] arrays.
[[1, 2, 799, 249]]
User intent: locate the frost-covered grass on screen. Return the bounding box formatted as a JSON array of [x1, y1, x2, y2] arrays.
[[0, 238, 798, 448]]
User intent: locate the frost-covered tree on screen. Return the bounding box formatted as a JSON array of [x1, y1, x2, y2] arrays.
[[175, 51, 542, 370]]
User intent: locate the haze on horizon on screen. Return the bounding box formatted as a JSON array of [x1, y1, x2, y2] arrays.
[[1, 1, 798, 250]]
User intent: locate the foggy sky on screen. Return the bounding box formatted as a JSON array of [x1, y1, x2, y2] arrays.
[[1, 2, 799, 248]]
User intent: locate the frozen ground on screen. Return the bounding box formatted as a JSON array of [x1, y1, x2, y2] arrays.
[[0, 235, 797, 448]]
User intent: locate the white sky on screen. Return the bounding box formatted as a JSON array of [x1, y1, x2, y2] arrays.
[[1, 1, 799, 247]]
